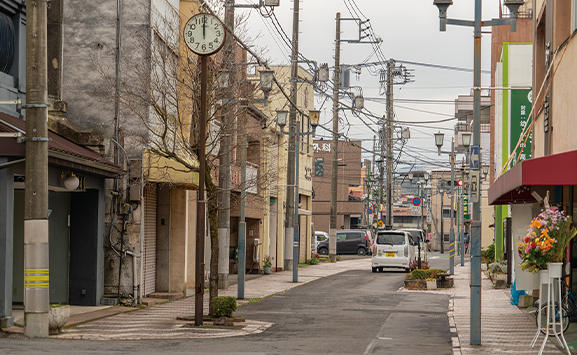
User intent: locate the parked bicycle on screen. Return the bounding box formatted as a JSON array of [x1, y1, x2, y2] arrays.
[[535, 280, 577, 334]]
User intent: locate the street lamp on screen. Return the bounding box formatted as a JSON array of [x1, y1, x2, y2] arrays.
[[276, 110, 288, 129], [276, 109, 319, 283], [259, 69, 274, 101], [482, 164, 489, 180], [434, 132, 444, 154], [235, 71, 277, 299], [433, 134, 456, 276], [433, 0, 524, 345], [462, 132, 472, 149]]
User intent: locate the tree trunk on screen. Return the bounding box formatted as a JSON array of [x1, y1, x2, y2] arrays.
[[205, 166, 219, 316]]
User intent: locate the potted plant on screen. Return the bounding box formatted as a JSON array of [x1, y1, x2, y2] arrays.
[[48, 304, 70, 334], [518, 205, 577, 276], [426, 277, 437, 290], [263, 255, 272, 275]]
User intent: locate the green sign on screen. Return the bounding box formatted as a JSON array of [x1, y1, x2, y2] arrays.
[[509, 89, 532, 168], [463, 194, 470, 221]]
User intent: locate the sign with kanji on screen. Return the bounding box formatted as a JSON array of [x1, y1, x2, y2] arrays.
[[463, 194, 470, 220], [509, 89, 532, 168]]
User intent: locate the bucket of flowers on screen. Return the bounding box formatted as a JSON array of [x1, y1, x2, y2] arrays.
[[518, 206, 577, 275]]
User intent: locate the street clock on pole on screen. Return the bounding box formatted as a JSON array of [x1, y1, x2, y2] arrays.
[[184, 13, 225, 56]]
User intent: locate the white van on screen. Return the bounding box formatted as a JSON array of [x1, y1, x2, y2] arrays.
[[400, 229, 428, 263], [371, 231, 416, 272]]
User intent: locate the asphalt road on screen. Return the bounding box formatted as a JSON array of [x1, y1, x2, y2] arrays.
[[1, 254, 453, 354]]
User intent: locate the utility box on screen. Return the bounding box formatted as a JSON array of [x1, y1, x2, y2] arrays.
[[318, 64, 330, 82], [264, 0, 280, 6]]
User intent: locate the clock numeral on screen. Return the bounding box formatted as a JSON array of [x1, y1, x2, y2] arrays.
[[202, 44, 206, 51], [214, 38, 219, 43], [188, 36, 195, 43], [216, 30, 221, 37], [209, 42, 214, 49], [195, 43, 200, 49], [188, 24, 196, 30], [214, 24, 219, 30]]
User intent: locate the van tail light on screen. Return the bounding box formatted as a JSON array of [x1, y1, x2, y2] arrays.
[[365, 236, 367, 240], [404, 244, 408, 257]]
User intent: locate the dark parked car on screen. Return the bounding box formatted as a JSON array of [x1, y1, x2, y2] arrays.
[[317, 229, 370, 256]]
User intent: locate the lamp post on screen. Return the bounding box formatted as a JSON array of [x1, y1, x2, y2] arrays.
[[277, 109, 319, 283], [435, 132, 456, 275], [232, 70, 275, 300], [460, 132, 471, 267], [409, 172, 428, 269], [433, 0, 523, 345]]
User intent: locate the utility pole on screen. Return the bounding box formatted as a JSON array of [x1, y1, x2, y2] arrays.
[[329, 12, 341, 262], [285, 0, 300, 270], [24, 0, 50, 338], [371, 135, 376, 231], [217, 0, 235, 290], [378, 126, 384, 225], [385, 60, 394, 229], [449, 140, 455, 275]]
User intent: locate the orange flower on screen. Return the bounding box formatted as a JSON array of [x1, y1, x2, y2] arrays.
[[530, 219, 543, 228], [540, 228, 549, 238]]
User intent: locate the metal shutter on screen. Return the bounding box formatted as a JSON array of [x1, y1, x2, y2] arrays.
[[143, 184, 157, 296]]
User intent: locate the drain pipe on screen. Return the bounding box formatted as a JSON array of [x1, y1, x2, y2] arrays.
[[124, 250, 140, 306]]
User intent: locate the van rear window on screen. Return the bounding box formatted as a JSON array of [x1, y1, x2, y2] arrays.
[[376, 234, 405, 245]]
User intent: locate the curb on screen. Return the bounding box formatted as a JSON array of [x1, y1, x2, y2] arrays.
[[448, 288, 461, 355]]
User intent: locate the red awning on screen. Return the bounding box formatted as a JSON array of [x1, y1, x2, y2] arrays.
[[488, 150, 577, 205]]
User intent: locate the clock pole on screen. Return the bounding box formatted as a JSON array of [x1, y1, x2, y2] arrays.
[[195, 54, 208, 327], [184, 12, 225, 327]]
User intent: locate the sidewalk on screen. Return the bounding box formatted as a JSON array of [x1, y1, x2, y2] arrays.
[[3, 258, 369, 340], [450, 261, 562, 354]]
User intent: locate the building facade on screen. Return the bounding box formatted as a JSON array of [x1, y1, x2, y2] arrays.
[[312, 139, 363, 234]]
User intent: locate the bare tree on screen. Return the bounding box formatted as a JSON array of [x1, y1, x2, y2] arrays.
[[96, 0, 276, 314]]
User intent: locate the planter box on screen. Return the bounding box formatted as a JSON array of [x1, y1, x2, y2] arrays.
[[437, 278, 454, 289], [404, 279, 426, 290], [427, 280, 437, 290]]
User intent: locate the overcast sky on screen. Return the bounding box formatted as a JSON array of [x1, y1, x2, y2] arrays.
[[237, 0, 504, 171]]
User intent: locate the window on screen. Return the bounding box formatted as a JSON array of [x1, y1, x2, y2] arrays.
[[315, 158, 324, 176], [376, 233, 405, 245], [346, 233, 362, 240], [336, 233, 347, 241], [442, 208, 453, 219]]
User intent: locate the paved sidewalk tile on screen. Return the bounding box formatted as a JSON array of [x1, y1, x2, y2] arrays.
[[451, 262, 561, 354]]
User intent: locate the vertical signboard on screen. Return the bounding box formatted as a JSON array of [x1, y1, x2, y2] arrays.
[[463, 194, 470, 221], [509, 89, 532, 168]]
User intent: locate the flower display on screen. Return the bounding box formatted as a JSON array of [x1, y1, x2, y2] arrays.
[[518, 207, 577, 274]]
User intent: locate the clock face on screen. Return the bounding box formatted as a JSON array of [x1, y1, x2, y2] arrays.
[[184, 13, 225, 56]]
